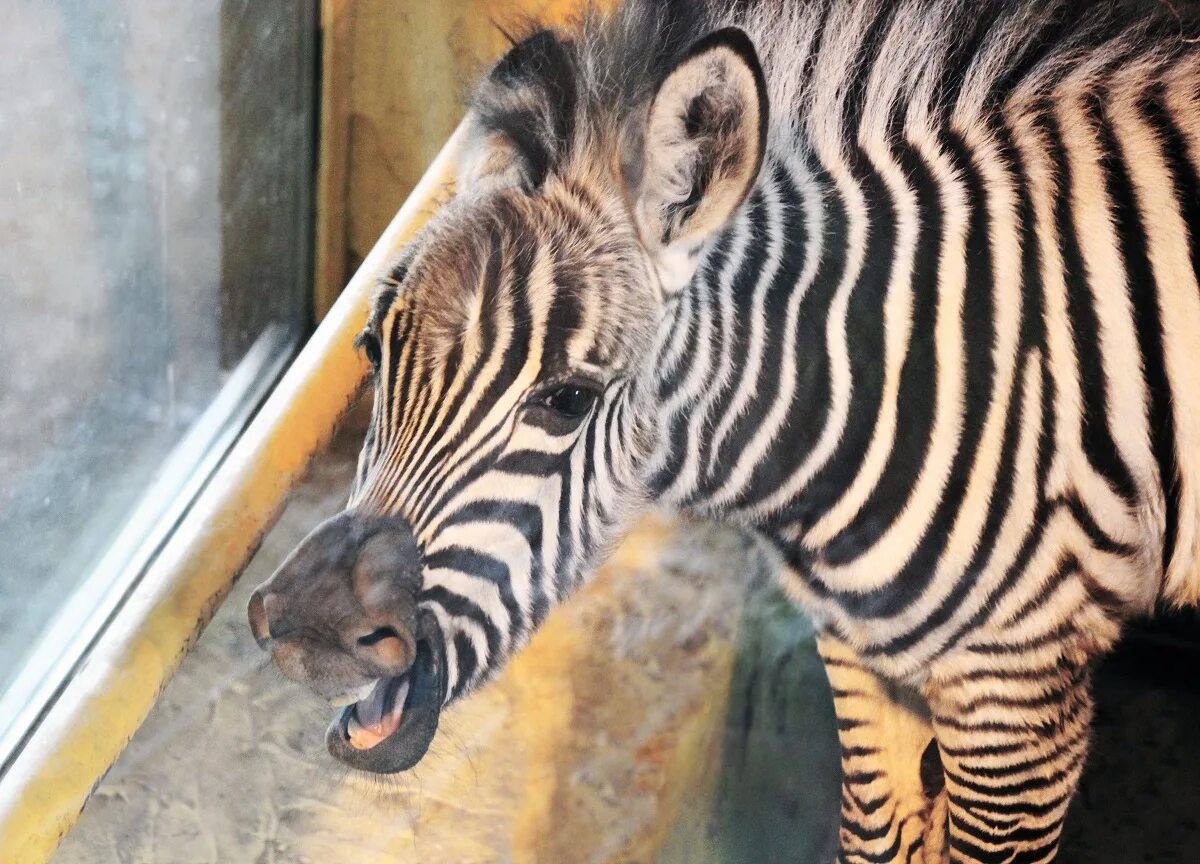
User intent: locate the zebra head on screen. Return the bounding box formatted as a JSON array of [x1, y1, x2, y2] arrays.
[[248, 16, 767, 774]]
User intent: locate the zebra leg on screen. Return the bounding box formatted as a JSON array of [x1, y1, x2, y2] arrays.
[[923, 646, 1095, 863], [817, 632, 949, 863]]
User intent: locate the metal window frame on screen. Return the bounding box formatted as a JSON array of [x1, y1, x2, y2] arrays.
[[0, 126, 464, 864], [0, 324, 300, 779]]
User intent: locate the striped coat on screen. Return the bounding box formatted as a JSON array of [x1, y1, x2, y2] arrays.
[[251, 2, 1200, 861]]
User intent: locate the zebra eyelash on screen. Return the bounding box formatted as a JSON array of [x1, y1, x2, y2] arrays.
[[354, 331, 383, 372]]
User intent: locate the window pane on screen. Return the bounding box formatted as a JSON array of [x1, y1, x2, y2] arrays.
[[0, 0, 314, 759]]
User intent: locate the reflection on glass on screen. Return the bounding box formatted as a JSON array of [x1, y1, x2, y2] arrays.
[[0, 0, 315, 764]]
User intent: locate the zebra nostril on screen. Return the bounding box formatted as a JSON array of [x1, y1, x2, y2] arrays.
[[357, 626, 400, 647], [247, 590, 273, 650], [355, 626, 414, 672]]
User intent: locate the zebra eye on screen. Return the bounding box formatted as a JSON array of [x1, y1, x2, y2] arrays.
[[540, 384, 598, 420], [357, 332, 382, 371]]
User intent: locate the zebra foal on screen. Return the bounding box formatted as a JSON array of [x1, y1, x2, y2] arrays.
[[248, 1, 1200, 860]]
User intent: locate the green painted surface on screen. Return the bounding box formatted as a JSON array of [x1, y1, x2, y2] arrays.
[[662, 582, 841, 864]]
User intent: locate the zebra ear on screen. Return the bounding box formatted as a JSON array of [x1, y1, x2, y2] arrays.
[[458, 29, 576, 195], [626, 27, 767, 256]]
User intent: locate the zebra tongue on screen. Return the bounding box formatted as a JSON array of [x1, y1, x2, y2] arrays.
[[347, 678, 409, 750]]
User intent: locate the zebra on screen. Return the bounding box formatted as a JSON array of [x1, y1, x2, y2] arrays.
[[247, 0, 1200, 860]]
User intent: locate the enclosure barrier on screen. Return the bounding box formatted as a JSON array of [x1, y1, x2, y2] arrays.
[[0, 125, 467, 864]]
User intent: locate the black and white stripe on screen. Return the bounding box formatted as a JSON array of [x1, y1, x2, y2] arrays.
[[350, 2, 1200, 859]]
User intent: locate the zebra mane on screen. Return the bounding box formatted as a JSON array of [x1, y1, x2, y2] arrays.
[[468, 0, 1200, 181]]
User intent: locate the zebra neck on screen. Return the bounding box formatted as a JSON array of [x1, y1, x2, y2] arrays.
[[643, 149, 850, 526]]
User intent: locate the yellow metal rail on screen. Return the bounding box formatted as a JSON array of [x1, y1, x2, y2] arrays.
[[0, 126, 464, 864]]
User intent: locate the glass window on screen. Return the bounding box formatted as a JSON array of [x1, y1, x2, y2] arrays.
[[0, 0, 315, 767]]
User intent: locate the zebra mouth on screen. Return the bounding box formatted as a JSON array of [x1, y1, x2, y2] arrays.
[[325, 610, 446, 773]]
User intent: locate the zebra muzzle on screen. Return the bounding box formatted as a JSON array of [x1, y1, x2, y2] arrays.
[[325, 607, 446, 773], [248, 510, 447, 773]]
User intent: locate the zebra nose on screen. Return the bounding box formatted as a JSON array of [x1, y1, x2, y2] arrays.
[[353, 624, 415, 674], [246, 511, 424, 668]]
